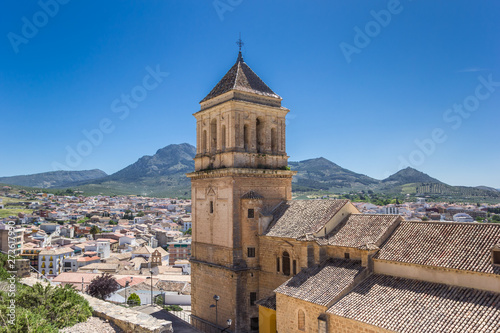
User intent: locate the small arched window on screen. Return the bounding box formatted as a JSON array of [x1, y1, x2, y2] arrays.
[[282, 251, 290, 276], [298, 309, 305, 331], [256, 118, 264, 153]]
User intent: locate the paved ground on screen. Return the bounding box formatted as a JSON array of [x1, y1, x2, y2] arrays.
[[135, 305, 202, 333]]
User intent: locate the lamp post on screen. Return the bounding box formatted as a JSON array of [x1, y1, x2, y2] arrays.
[[150, 270, 154, 305], [125, 281, 129, 305], [212, 294, 220, 326], [221, 319, 232, 332]]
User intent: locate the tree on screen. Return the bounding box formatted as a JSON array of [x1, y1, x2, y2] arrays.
[[87, 273, 119, 300], [90, 225, 100, 239], [127, 292, 141, 306], [184, 228, 192, 235]]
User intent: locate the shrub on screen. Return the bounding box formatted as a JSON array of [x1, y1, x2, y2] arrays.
[[164, 304, 183, 311], [127, 293, 141, 306], [0, 282, 92, 332]]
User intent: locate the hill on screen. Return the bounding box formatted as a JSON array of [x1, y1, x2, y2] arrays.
[[380, 167, 441, 187], [75, 143, 195, 197], [289, 157, 379, 192], [0, 169, 107, 188]]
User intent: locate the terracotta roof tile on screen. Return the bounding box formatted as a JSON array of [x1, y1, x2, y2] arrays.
[[328, 274, 500, 332], [200, 53, 280, 103], [375, 221, 500, 274], [275, 258, 365, 307], [256, 294, 276, 310], [316, 214, 401, 248], [265, 200, 349, 239]]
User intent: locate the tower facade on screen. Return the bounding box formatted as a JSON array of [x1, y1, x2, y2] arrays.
[[188, 52, 295, 332]]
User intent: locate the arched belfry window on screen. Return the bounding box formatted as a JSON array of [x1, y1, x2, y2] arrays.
[[271, 127, 277, 153], [256, 118, 264, 153], [202, 130, 208, 153], [244, 124, 250, 151], [221, 125, 226, 150], [298, 309, 305, 331], [282, 251, 290, 276], [210, 119, 217, 152]]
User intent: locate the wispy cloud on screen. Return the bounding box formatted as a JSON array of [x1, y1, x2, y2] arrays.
[[456, 67, 489, 73]]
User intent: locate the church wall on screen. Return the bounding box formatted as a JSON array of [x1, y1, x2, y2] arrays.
[[191, 262, 237, 330], [374, 259, 500, 293], [327, 315, 393, 333], [275, 293, 327, 333], [258, 236, 307, 297], [258, 306, 277, 333]]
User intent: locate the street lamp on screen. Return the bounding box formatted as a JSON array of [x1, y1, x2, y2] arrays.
[[210, 294, 220, 326], [150, 270, 154, 305], [221, 319, 232, 332]]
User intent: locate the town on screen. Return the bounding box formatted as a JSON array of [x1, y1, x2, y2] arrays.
[[0, 186, 192, 310]]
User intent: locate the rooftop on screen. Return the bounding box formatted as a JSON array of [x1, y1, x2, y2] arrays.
[[375, 221, 500, 274], [327, 274, 500, 332], [200, 52, 280, 103], [275, 258, 365, 307], [265, 200, 350, 239]]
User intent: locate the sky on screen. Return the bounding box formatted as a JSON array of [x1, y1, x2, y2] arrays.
[[0, 0, 499, 188]]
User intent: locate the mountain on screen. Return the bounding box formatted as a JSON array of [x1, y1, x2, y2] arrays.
[[75, 143, 196, 197], [289, 157, 379, 191], [381, 167, 442, 186], [0, 169, 107, 189]]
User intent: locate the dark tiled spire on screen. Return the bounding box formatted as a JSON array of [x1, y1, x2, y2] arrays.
[[200, 53, 280, 103]]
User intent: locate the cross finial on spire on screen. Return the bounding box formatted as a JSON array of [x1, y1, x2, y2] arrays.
[[236, 33, 244, 52]]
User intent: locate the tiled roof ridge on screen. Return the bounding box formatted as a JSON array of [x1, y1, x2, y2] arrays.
[[404, 220, 500, 227]]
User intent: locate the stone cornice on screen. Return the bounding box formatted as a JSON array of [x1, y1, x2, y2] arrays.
[[187, 167, 297, 179]]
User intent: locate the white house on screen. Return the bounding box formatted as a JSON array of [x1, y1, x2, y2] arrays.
[[39, 248, 74, 277]]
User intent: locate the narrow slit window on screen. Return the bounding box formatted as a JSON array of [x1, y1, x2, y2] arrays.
[[248, 208, 254, 219], [209, 201, 214, 214]]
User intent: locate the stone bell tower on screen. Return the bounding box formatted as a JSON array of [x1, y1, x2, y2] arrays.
[[188, 49, 295, 332]]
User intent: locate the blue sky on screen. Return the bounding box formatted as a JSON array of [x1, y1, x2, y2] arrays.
[[1, 0, 499, 188]]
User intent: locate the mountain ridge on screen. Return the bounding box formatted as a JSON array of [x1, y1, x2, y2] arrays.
[[2, 143, 498, 200]]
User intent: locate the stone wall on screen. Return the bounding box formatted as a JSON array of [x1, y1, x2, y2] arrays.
[[328, 315, 393, 333], [275, 294, 327, 333]]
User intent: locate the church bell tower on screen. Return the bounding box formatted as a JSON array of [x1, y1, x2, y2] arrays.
[[188, 46, 295, 332]]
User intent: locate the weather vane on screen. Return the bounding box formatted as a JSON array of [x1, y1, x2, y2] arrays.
[[236, 33, 244, 52]]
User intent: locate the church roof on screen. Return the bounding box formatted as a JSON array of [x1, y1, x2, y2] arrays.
[[200, 52, 280, 103], [265, 200, 350, 239], [327, 274, 500, 333], [315, 214, 401, 249], [375, 221, 500, 274], [275, 258, 365, 307]]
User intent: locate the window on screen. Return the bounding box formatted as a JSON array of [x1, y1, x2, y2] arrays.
[[276, 257, 280, 272], [250, 292, 257, 306], [298, 309, 305, 331], [247, 247, 256, 258], [248, 208, 254, 219], [209, 201, 214, 214], [210, 118, 217, 152], [282, 251, 290, 276], [344, 252, 350, 259], [250, 317, 259, 331], [493, 249, 500, 265], [293, 260, 297, 275]]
